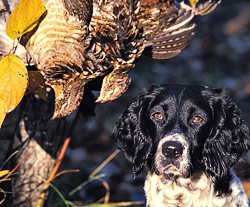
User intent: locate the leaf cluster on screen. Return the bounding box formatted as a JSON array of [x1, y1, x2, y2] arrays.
[[0, 0, 46, 128]]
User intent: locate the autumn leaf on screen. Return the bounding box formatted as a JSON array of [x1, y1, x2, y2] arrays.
[[0, 99, 6, 128], [0, 54, 28, 113], [189, 0, 199, 6], [0, 170, 9, 178], [6, 0, 46, 40]]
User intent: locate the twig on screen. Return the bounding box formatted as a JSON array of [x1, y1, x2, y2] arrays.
[[69, 149, 120, 198], [89, 149, 120, 179], [0, 187, 7, 204], [54, 169, 80, 180], [36, 110, 80, 206], [0, 150, 19, 170], [35, 174, 70, 207], [69, 174, 106, 196], [105, 201, 144, 206], [36, 136, 71, 207], [9, 37, 22, 55], [0, 151, 29, 183], [99, 178, 110, 204]]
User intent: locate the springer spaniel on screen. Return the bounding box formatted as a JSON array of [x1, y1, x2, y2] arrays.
[[112, 84, 250, 207]]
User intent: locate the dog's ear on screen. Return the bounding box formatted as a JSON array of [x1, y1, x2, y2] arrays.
[[111, 94, 152, 176], [202, 88, 250, 181]]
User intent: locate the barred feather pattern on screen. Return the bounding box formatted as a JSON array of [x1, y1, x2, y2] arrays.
[[23, 0, 221, 118], [26, 0, 94, 118], [90, 0, 144, 102], [26, 0, 143, 118]]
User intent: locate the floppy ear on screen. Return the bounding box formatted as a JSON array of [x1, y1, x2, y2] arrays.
[[111, 95, 152, 175], [202, 89, 250, 181]]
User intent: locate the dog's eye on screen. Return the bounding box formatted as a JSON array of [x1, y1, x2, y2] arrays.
[[153, 112, 164, 120], [191, 116, 204, 124]]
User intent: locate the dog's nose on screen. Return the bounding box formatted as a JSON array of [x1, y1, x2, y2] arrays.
[[162, 141, 183, 159]]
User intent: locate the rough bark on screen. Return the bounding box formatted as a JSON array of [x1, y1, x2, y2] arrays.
[[6, 92, 66, 207]]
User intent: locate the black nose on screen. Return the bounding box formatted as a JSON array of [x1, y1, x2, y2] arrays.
[[162, 141, 183, 159]]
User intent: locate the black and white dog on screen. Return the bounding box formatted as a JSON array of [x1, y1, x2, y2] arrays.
[[112, 84, 250, 207]]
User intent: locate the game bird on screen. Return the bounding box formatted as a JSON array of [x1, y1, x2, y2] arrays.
[[18, 0, 220, 118]]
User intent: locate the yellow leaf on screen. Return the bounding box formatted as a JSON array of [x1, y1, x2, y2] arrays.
[[0, 54, 28, 113], [0, 98, 6, 128], [0, 170, 9, 178], [6, 0, 46, 40], [189, 0, 199, 6]]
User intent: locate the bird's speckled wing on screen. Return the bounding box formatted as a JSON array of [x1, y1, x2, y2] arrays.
[[91, 0, 144, 103], [139, 0, 220, 59], [93, 0, 221, 103]]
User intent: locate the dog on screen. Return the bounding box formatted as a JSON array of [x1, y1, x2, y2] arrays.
[[112, 84, 250, 207]]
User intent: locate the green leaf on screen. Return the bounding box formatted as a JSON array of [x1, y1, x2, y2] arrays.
[[0, 54, 28, 113], [6, 0, 46, 40]]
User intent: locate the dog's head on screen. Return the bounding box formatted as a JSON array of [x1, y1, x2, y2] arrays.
[[112, 84, 250, 181]]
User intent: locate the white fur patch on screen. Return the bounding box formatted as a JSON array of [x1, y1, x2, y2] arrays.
[[144, 170, 249, 207]]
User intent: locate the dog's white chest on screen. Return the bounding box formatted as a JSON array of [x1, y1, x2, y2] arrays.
[[144, 172, 249, 207], [144, 172, 214, 207]]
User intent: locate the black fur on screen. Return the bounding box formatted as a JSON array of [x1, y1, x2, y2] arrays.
[[112, 84, 250, 193]]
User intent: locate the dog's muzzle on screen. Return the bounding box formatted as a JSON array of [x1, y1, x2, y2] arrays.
[[155, 133, 190, 178]]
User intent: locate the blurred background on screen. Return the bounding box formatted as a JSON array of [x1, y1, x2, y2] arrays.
[[0, 0, 250, 206]]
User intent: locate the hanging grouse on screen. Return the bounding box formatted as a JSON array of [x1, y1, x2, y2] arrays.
[[21, 0, 221, 118]]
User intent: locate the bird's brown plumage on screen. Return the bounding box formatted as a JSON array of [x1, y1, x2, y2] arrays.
[[22, 0, 221, 118]]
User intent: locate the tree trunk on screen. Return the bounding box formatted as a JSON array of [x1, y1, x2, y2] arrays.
[[6, 92, 66, 207]]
